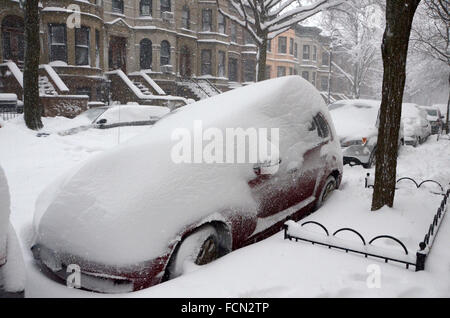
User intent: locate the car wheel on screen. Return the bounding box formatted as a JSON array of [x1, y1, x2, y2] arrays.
[[315, 176, 337, 210], [168, 225, 220, 279]]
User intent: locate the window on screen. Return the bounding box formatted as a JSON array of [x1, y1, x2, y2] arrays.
[[181, 6, 190, 29], [140, 0, 152, 16], [278, 37, 287, 53], [314, 114, 330, 139], [312, 72, 316, 85], [313, 46, 317, 61], [289, 38, 294, 55], [160, 0, 171, 13], [302, 71, 309, 81], [201, 49, 212, 75], [112, 0, 124, 13], [202, 9, 212, 32], [2, 15, 24, 63], [77, 87, 92, 100], [218, 51, 226, 77], [218, 14, 226, 34], [160, 40, 170, 66], [265, 66, 271, 79], [244, 59, 255, 82], [49, 24, 67, 62], [303, 45, 310, 60], [267, 39, 271, 52], [95, 29, 100, 68], [228, 58, 238, 81], [230, 23, 237, 42], [321, 77, 328, 91], [75, 26, 90, 65], [289, 67, 293, 75], [140, 39, 152, 69], [322, 52, 329, 66], [294, 43, 298, 58], [277, 66, 286, 77], [244, 30, 254, 45]]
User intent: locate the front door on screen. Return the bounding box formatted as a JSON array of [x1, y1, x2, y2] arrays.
[[179, 46, 191, 77], [109, 36, 127, 73], [2, 15, 24, 65]]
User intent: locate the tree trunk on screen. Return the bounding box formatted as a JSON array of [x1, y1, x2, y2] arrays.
[[371, 0, 421, 211], [257, 34, 268, 82], [23, 0, 43, 130]]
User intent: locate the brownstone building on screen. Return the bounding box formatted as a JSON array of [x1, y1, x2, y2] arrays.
[[0, 0, 259, 116]]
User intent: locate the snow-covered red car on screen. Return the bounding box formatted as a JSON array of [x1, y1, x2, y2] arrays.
[[0, 165, 25, 298], [31, 76, 343, 293]]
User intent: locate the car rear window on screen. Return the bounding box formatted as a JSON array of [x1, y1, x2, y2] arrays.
[[314, 113, 330, 139]]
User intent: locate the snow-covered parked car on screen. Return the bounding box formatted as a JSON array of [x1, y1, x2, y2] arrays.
[[31, 76, 343, 293], [419, 105, 444, 134], [0, 165, 25, 298], [329, 99, 404, 168], [402, 103, 432, 147], [42, 105, 170, 136]]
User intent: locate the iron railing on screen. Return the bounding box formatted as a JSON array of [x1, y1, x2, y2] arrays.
[[284, 180, 449, 272]]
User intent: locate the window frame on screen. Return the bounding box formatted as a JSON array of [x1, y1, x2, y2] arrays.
[[202, 9, 213, 32], [48, 23, 67, 63], [218, 50, 226, 77], [278, 36, 287, 54], [181, 5, 190, 29], [140, 38, 153, 70], [160, 40, 171, 66], [112, 0, 124, 14], [218, 13, 226, 34], [201, 49, 212, 75], [75, 26, 90, 66], [140, 0, 152, 16], [303, 45, 310, 60]]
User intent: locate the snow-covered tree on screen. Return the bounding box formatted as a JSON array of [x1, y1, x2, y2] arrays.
[[216, 0, 347, 81], [321, 0, 383, 98], [408, 0, 449, 132]]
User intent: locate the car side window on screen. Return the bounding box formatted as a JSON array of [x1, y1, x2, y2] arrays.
[[314, 113, 330, 139]]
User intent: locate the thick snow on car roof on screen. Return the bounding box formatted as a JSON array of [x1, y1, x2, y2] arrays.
[[402, 103, 427, 120], [34, 76, 336, 266], [329, 99, 380, 140]]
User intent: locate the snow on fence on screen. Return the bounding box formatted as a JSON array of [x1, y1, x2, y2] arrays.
[[283, 186, 449, 272]]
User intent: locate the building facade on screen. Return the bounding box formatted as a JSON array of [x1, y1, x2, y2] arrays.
[[266, 25, 349, 103], [0, 0, 258, 107]]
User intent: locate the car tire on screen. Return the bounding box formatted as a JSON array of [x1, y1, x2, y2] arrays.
[[168, 225, 220, 279], [315, 175, 337, 210]]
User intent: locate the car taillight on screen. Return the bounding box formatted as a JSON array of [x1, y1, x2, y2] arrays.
[[362, 137, 368, 145]]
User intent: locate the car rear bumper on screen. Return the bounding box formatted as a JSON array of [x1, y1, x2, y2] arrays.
[[31, 244, 168, 293], [342, 146, 371, 166]]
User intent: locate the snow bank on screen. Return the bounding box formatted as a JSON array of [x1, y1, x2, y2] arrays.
[[34, 76, 335, 266]]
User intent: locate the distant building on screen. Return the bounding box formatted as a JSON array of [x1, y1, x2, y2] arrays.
[[266, 25, 350, 103]]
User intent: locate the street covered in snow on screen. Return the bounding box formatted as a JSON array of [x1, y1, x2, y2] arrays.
[[0, 114, 449, 298]]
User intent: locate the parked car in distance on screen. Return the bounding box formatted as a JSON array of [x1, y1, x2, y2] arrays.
[[0, 165, 25, 298], [402, 103, 432, 147], [329, 99, 404, 168], [39, 105, 171, 137], [31, 76, 343, 293], [419, 106, 444, 134]]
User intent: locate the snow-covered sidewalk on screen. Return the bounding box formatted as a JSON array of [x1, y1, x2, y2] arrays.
[[0, 117, 449, 297]]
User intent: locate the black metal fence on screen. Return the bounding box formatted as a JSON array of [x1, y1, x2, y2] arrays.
[[284, 180, 449, 272], [0, 107, 21, 121]]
